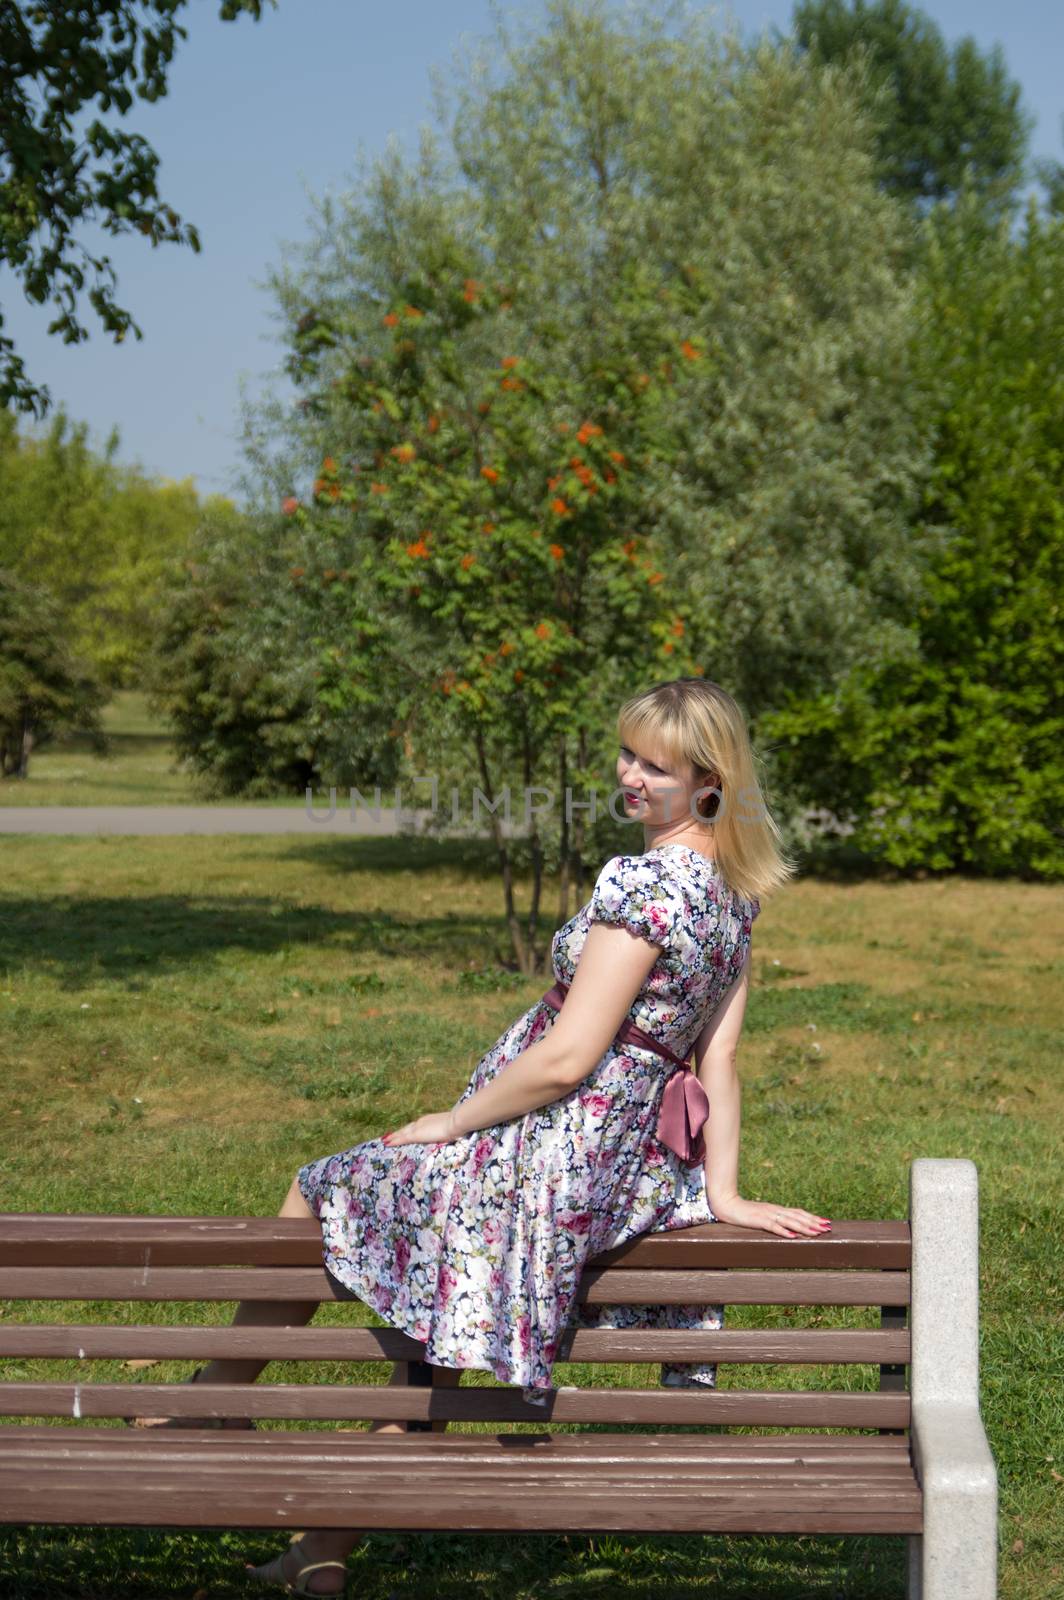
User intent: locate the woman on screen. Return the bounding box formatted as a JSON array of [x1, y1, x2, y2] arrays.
[[134, 676, 831, 1596]]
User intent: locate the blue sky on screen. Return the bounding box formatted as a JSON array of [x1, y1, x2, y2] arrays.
[[3, 0, 1061, 505]]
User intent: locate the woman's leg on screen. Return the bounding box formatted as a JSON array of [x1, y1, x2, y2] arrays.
[[241, 1175, 462, 1591], [261, 1362, 464, 1586], [197, 1174, 320, 1387]]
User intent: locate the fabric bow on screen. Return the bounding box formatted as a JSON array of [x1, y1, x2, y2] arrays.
[[655, 1066, 710, 1165]]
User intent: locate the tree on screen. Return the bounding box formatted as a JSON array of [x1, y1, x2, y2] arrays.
[[0, 0, 275, 417], [787, 0, 1034, 215], [1033, 116, 1064, 221], [763, 182, 1064, 878], [146, 501, 412, 800], [0, 569, 108, 779], [234, 0, 930, 965], [0, 405, 227, 687]]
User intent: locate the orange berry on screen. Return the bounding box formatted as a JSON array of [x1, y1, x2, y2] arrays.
[[609, 451, 626, 465], [370, 482, 389, 494], [461, 553, 476, 569], [403, 305, 423, 319], [427, 413, 440, 433], [382, 312, 399, 327], [551, 498, 570, 517], [501, 356, 520, 369], [648, 571, 664, 585], [549, 544, 565, 561], [481, 465, 499, 482], [282, 496, 299, 515], [499, 641, 514, 656], [513, 668, 525, 683], [680, 340, 701, 360], [535, 622, 551, 639], [391, 443, 416, 462]]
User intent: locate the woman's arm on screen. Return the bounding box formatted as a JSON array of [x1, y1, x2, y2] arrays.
[[383, 921, 662, 1145], [695, 949, 831, 1239]]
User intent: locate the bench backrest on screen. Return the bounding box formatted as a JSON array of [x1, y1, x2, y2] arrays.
[[0, 1216, 911, 1433]]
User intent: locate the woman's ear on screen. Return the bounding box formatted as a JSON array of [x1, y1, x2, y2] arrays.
[[695, 770, 721, 815]]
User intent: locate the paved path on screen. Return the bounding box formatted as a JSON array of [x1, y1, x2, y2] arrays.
[[0, 806, 449, 836]]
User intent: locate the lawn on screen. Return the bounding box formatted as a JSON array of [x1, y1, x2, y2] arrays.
[[0, 714, 1061, 1596], [0, 691, 304, 807]]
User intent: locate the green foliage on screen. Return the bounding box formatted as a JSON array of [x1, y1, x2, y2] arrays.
[[765, 185, 1064, 876], [238, 0, 934, 960], [0, 568, 108, 778], [789, 0, 1034, 214], [145, 513, 323, 800], [0, 0, 275, 417], [0, 405, 225, 688]]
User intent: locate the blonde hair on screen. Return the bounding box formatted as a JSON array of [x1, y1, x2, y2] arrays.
[[617, 676, 798, 905]]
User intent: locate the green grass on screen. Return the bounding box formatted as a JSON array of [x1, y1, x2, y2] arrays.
[[0, 713, 1061, 1595], [0, 690, 308, 806]]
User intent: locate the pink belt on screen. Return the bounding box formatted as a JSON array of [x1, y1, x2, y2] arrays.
[[540, 980, 709, 1165]]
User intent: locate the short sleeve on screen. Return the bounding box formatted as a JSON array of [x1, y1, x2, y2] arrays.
[[588, 854, 685, 950]]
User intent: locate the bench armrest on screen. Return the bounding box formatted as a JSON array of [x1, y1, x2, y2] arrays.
[[910, 1400, 997, 1501]]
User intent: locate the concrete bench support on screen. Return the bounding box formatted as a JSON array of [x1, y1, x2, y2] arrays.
[[907, 1158, 998, 1599]]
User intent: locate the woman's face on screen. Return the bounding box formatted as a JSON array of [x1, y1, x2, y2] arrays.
[[617, 739, 716, 828]]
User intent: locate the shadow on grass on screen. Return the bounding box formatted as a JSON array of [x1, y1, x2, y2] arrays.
[[0, 901, 519, 994], [0, 1523, 908, 1598]]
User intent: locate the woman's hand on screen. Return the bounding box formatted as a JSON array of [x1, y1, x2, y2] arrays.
[[711, 1194, 831, 1238], [381, 1109, 461, 1147]]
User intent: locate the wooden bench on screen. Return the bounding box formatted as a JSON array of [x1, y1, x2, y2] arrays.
[[0, 1158, 997, 1598]]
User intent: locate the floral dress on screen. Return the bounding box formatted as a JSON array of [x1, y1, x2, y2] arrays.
[[297, 842, 760, 1397]]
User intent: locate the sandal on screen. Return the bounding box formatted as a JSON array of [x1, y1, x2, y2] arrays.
[[244, 1536, 348, 1595], [123, 1364, 256, 1430]]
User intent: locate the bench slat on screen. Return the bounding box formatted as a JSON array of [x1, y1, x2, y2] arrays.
[[0, 1324, 911, 1364], [0, 1266, 911, 1306], [0, 1428, 922, 1533], [0, 1215, 910, 1270], [0, 1427, 916, 1458], [0, 1381, 910, 1427]]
